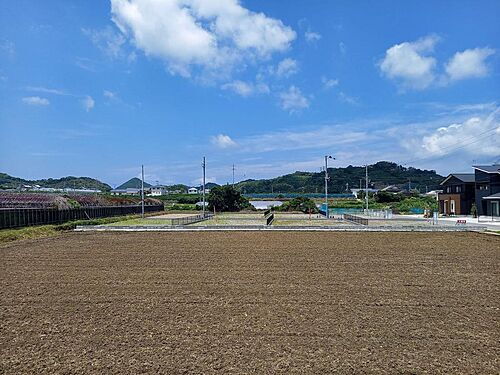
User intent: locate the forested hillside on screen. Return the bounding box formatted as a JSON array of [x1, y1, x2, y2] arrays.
[[236, 161, 444, 194]]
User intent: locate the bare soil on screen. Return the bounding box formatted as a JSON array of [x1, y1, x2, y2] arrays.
[[1, 232, 499, 374]]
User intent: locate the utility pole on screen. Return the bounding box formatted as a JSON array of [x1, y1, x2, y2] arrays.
[[324, 155, 334, 218], [141, 165, 145, 218], [408, 178, 411, 192], [365, 164, 369, 212], [202, 157, 206, 217], [232, 164, 235, 187]]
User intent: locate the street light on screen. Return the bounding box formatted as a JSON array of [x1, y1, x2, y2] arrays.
[[324, 155, 335, 218]]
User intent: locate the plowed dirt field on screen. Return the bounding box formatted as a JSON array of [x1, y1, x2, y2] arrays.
[[1, 232, 499, 374]]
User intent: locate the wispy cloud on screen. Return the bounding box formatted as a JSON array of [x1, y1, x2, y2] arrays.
[[221, 80, 269, 97], [22, 96, 50, 106], [82, 26, 127, 59], [0, 39, 15, 58], [305, 30, 321, 43], [211, 134, 238, 149], [338, 91, 359, 105], [275, 58, 299, 78], [279, 86, 309, 113], [81, 96, 95, 112], [26, 86, 70, 96], [322, 77, 339, 90]]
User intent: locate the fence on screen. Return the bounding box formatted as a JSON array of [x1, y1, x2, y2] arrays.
[[171, 213, 213, 226], [0, 205, 164, 229], [343, 213, 368, 226]]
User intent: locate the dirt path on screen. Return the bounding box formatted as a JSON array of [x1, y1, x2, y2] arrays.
[[1, 232, 499, 374]]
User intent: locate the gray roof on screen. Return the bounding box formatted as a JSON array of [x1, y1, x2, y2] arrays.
[[483, 192, 500, 200], [473, 165, 500, 174], [440, 173, 475, 185]]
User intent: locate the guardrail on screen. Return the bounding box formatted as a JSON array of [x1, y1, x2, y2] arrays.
[[343, 213, 368, 226], [0, 205, 165, 229], [171, 213, 213, 226]]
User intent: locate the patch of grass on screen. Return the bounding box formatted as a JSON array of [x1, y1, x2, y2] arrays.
[[0, 212, 163, 244], [0, 225, 59, 243]]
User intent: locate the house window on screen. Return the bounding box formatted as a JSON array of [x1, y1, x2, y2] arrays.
[[478, 184, 489, 191], [456, 185, 461, 193]]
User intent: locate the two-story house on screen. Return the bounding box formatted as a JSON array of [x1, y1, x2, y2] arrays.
[[438, 173, 475, 215], [474, 165, 500, 217]]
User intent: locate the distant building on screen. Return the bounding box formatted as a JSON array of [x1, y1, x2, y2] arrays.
[[380, 185, 402, 193], [438, 165, 500, 218], [350, 188, 378, 198], [110, 188, 142, 195], [187, 187, 198, 194], [438, 173, 475, 215], [474, 164, 500, 217], [150, 185, 168, 196], [425, 190, 442, 201]]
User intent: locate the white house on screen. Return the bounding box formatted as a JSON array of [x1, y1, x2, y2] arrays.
[[150, 185, 168, 196], [187, 187, 198, 194]]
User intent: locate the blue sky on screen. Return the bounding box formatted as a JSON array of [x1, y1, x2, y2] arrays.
[[1, 0, 499, 187]]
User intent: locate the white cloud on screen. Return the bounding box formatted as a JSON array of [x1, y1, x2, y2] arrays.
[[379, 35, 439, 90], [305, 30, 321, 43], [321, 76, 339, 89], [445, 47, 495, 81], [408, 110, 500, 157], [275, 58, 298, 78], [279, 86, 309, 113], [81, 96, 95, 111], [211, 134, 237, 148], [110, 0, 296, 78], [221, 80, 269, 97], [22, 96, 50, 106]]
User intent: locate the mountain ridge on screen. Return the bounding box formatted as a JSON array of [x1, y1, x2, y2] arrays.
[[0, 173, 112, 191]]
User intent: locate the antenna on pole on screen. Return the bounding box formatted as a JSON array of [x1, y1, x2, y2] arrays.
[[365, 164, 369, 212], [141, 165, 145, 218], [232, 164, 235, 188], [202, 157, 206, 217], [324, 155, 335, 218]]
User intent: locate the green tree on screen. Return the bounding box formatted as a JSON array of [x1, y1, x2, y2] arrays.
[[277, 197, 318, 213], [208, 185, 252, 212]]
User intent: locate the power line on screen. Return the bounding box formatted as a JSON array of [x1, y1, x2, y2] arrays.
[[402, 126, 500, 166]]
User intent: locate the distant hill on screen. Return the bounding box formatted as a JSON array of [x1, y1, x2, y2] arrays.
[[115, 177, 152, 190], [0, 173, 112, 191], [201, 182, 219, 189], [236, 161, 444, 194]]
